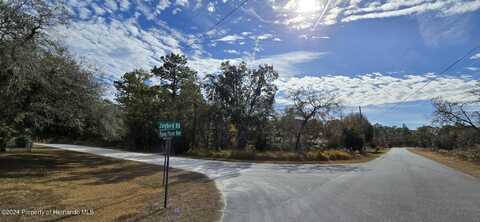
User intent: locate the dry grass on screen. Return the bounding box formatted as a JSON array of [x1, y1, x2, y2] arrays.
[[185, 148, 390, 164], [0, 147, 222, 222], [408, 148, 480, 178]]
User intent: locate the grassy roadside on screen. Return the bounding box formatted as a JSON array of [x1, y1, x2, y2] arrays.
[[184, 148, 390, 164], [408, 148, 480, 178], [0, 147, 222, 222]]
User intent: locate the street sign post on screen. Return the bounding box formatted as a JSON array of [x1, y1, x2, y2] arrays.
[[157, 121, 182, 208]]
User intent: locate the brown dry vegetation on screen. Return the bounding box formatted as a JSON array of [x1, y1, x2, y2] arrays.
[[185, 148, 390, 164], [0, 147, 222, 222], [408, 148, 480, 178]]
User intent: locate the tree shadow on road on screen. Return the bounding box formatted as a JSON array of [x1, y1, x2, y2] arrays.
[[271, 164, 369, 174], [0, 147, 169, 186]]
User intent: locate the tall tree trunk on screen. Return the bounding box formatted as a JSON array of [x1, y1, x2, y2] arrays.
[[205, 120, 210, 150], [236, 126, 248, 150], [214, 118, 225, 150], [294, 130, 302, 152], [295, 121, 308, 152], [191, 103, 197, 149], [0, 139, 7, 152]]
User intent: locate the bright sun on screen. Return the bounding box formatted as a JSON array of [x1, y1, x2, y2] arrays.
[[296, 0, 318, 13]]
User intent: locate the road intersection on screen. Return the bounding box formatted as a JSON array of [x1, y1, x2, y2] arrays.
[[38, 144, 480, 222]]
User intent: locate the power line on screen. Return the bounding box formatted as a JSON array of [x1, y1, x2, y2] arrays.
[[375, 45, 480, 117], [206, 0, 250, 35], [311, 0, 331, 31], [186, 0, 250, 49]]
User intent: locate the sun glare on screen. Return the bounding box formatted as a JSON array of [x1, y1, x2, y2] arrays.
[[296, 0, 318, 13]]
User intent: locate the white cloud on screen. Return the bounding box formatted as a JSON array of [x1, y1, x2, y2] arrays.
[[189, 57, 233, 77], [275, 73, 478, 106], [299, 34, 329, 40], [48, 17, 191, 79], [134, 0, 171, 20], [253, 51, 325, 76], [193, 0, 203, 10], [189, 55, 478, 107], [257, 33, 274, 40], [157, 0, 172, 10], [471, 53, 480, 60], [207, 2, 215, 12], [172, 8, 182, 14], [45, 6, 480, 109], [104, 0, 119, 12], [91, 3, 107, 15], [465, 67, 479, 71], [416, 12, 471, 47], [311, 36, 329, 39], [270, 0, 480, 29], [224, 49, 240, 54], [189, 51, 326, 78], [118, 0, 130, 11], [215, 34, 244, 43], [299, 34, 308, 39], [77, 7, 92, 20], [243, 7, 276, 24], [175, 0, 189, 7], [65, 0, 173, 20], [51, 0, 480, 108]]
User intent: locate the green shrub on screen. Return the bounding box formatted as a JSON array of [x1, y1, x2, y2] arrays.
[[187, 148, 356, 162], [315, 151, 329, 161], [187, 148, 211, 157], [15, 135, 32, 148], [211, 150, 231, 159], [0, 124, 16, 151], [323, 150, 353, 160], [230, 150, 255, 160]]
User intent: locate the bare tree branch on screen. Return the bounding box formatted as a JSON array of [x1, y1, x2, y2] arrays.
[[432, 98, 480, 132], [288, 87, 341, 151]]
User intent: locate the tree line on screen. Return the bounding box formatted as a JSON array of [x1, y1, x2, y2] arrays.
[[1, 1, 479, 154], [0, 1, 124, 151]]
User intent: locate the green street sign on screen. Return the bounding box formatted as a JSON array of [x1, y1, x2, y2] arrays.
[[160, 130, 182, 138], [158, 121, 181, 132], [157, 121, 181, 138]]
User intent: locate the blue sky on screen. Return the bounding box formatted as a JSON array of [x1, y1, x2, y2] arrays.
[[49, 0, 480, 128]]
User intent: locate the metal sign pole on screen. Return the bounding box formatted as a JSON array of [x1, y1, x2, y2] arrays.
[[164, 138, 171, 208], [157, 121, 180, 209], [162, 141, 167, 186]]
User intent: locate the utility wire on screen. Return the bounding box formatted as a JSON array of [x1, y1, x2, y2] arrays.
[[185, 0, 250, 49], [205, 0, 250, 35], [375, 45, 480, 117], [310, 0, 331, 32]]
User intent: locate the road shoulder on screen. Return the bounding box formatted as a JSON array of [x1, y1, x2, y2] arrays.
[[183, 148, 390, 164], [408, 148, 480, 178]]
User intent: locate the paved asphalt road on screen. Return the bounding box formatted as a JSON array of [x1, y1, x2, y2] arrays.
[[37, 144, 480, 222]]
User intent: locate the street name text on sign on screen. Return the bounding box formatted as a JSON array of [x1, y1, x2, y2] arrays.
[[158, 121, 181, 138]]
